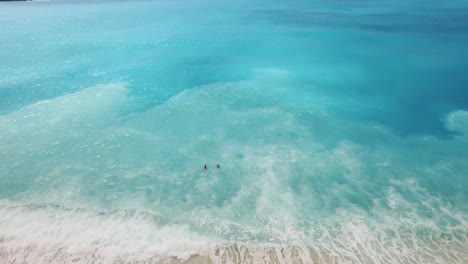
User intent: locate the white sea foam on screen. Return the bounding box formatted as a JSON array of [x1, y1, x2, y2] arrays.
[[0, 188, 466, 264], [0, 200, 215, 264]]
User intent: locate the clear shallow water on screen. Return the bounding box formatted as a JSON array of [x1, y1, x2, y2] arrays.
[[0, 0, 467, 263]]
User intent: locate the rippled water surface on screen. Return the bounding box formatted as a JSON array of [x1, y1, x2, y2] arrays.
[[0, 0, 467, 263]]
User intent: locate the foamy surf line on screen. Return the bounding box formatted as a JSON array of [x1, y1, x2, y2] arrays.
[[0, 201, 466, 264]]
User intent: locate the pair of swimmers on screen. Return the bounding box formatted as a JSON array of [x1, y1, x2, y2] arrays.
[[204, 164, 220, 170]]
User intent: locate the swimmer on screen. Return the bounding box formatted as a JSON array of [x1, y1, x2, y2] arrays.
[[204, 165, 208, 170], [216, 164, 220, 169]]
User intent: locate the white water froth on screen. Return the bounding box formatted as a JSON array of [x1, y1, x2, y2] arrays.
[[0, 201, 214, 263]]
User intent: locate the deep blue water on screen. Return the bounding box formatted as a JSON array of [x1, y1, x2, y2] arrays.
[[0, 0, 467, 263]]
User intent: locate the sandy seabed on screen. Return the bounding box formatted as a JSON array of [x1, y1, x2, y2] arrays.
[[1, 243, 467, 264]]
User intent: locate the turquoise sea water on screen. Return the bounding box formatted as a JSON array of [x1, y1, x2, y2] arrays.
[[1, 0, 468, 263]]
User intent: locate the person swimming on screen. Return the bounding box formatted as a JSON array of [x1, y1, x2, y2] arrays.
[[216, 164, 220, 169], [204, 164, 207, 170]]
